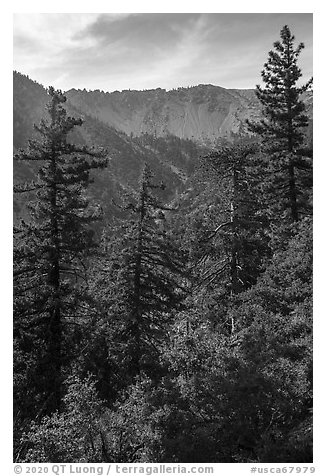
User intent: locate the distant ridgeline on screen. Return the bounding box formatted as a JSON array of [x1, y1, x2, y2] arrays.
[[13, 70, 313, 148]]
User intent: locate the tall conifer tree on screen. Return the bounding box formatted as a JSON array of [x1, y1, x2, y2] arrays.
[[192, 143, 269, 334], [14, 87, 107, 420], [93, 164, 188, 379], [247, 25, 312, 223]]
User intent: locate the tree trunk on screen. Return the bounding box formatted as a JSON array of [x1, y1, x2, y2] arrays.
[[47, 156, 62, 413], [288, 158, 299, 222]]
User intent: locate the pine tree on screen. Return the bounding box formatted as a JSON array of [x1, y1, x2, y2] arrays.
[[14, 87, 107, 422], [187, 142, 270, 334], [247, 25, 312, 223], [93, 164, 188, 380]]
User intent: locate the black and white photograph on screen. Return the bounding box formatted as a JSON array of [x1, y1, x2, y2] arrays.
[[12, 9, 314, 467]]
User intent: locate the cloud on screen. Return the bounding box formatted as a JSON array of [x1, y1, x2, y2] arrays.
[[13, 13, 313, 91], [78, 13, 198, 47], [14, 13, 100, 51], [13, 14, 101, 85]]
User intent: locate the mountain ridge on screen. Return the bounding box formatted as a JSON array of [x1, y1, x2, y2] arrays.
[[65, 83, 262, 143], [14, 71, 312, 146], [65, 82, 312, 144]]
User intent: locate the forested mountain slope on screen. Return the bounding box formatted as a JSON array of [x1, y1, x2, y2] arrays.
[[13, 71, 208, 221]]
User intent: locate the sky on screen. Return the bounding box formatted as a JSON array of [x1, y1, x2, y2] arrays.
[[13, 13, 313, 92]]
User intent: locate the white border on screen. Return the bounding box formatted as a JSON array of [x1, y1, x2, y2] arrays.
[[3, 2, 323, 473]]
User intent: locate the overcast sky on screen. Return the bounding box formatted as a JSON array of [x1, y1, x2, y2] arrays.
[[13, 13, 313, 92]]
